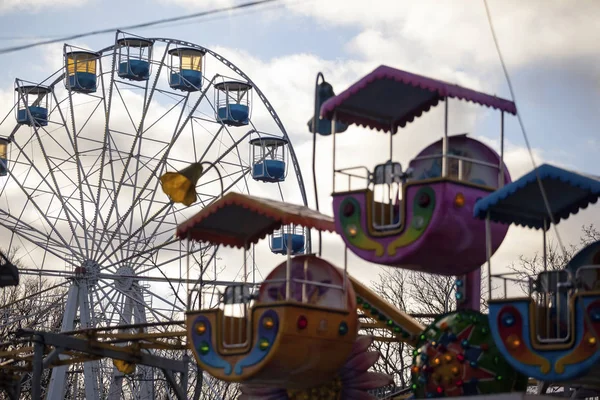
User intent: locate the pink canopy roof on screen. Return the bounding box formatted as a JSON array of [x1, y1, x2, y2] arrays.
[[320, 65, 517, 134]]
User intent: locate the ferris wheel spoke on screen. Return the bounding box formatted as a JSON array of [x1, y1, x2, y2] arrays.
[[29, 126, 90, 257], [140, 97, 186, 136], [91, 290, 112, 327], [97, 201, 172, 266], [0, 214, 74, 264], [123, 209, 178, 270], [101, 280, 175, 323], [89, 54, 117, 262], [92, 48, 169, 261], [3, 142, 80, 257], [113, 85, 139, 132], [95, 284, 131, 327], [137, 285, 185, 313], [1, 193, 63, 251], [130, 255, 188, 308], [96, 77, 218, 262], [63, 88, 101, 260], [195, 164, 251, 206]]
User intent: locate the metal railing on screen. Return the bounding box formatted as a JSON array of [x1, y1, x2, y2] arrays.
[[410, 153, 502, 188], [334, 166, 371, 192], [490, 269, 575, 344], [187, 268, 348, 349]]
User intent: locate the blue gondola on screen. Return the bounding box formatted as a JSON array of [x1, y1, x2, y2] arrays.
[[270, 226, 305, 255], [116, 38, 153, 81], [15, 82, 51, 127], [215, 81, 252, 126], [169, 47, 205, 92], [249, 136, 288, 183], [64, 49, 99, 93]]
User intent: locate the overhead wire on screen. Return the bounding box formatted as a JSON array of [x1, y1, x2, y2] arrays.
[[0, 0, 280, 55], [144, 0, 303, 31], [482, 0, 568, 257]]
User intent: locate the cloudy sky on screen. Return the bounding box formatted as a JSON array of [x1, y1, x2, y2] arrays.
[[0, 0, 599, 304]]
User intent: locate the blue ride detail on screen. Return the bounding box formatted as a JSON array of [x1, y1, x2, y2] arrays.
[[17, 106, 48, 127], [218, 104, 249, 126], [190, 315, 233, 375], [118, 60, 150, 81], [233, 309, 280, 375], [252, 159, 285, 182], [170, 70, 202, 92], [68, 72, 97, 93], [271, 233, 305, 255], [488, 295, 600, 381]]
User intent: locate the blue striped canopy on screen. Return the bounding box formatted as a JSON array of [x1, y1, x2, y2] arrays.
[[473, 164, 600, 230]]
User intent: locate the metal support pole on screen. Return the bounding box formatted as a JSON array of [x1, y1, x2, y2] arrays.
[[285, 233, 292, 300], [186, 233, 191, 311], [162, 369, 187, 400], [485, 215, 493, 300], [442, 98, 449, 177], [543, 219, 548, 272], [193, 364, 204, 400], [332, 115, 337, 193], [499, 111, 505, 187], [389, 124, 393, 161], [47, 283, 79, 400], [78, 283, 101, 400], [181, 353, 190, 394], [32, 335, 44, 400]]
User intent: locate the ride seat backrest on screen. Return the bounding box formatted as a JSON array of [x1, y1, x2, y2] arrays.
[[575, 265, 600, 291], [536, 270, 572, 292], [372, 162, 403, 185], [222, 284, 251, 305]]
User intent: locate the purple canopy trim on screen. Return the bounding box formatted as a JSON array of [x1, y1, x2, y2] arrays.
[[320, 65, 517, 134]]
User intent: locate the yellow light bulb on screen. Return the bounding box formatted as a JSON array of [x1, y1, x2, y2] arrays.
[[263, 317, 274, 329], [454, 193, 465, 208], [348, 225, 358, 237], [195, 322, 206, 335], [587, 336, 597, 346], [506, 334, 521, 350]]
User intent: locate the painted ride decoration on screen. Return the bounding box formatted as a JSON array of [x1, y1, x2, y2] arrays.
[[475, 164, 600, 383], [410, 310, 528, 399]]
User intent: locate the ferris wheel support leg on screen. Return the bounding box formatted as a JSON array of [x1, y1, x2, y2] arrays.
[[107, 293, 135, 399], [46, 284, 80, 400], [132, 284, 154, 399], [79, 283, 101, 400]]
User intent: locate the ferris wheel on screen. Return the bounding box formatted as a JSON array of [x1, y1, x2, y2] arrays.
[[0, 31, 309, 399]]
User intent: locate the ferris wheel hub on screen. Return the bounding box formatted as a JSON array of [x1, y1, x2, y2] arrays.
[[74, 259, 100, 286]]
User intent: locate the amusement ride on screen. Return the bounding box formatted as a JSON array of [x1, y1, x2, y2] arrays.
[[0, 15, 599, 400]]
